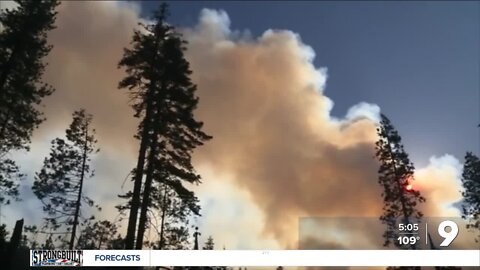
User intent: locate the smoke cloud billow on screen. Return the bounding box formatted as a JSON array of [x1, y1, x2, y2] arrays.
[[5, 2, 466, 252], [184, 9, 466, 248]]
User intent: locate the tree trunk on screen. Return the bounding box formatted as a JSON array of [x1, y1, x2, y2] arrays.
[[385, 142, 410, 221], [135, 144, 158, 250], [125, 96, 155, 250], [124, 132, 147, 249], [69, 126, 89, 249], [5, 219, 23, 270], [385, 142, 420, 270], [158, 183, 168, 250]]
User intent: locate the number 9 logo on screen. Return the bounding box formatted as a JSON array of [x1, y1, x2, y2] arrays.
[[438, 220, 459, 247]]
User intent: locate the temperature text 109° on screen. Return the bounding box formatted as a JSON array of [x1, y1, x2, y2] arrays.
[[397, 236, 419, 245]]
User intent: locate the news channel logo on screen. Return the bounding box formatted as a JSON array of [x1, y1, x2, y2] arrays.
[[30, 250, 83, 267]]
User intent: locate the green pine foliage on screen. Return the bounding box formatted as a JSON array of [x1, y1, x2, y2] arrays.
[[375, 114, 425, 249]]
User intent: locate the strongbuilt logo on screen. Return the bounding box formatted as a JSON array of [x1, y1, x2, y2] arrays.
[[30, 250, 83, 267]]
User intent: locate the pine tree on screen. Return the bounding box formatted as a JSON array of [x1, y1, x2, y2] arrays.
[[42, 235, 55, 249], [203, 236, 214, 250], [161, 225, 191, 250], [32, 109, 100, 249], [118, 3, 211, 249], [461, 152, 480, 242], [0, 158, 22, 205], [21, 225, 40, 249], [150, 181, 197, 250], [375, 114, 425, 250], [0, 0, 58, 149], [76, 220, 120, 249], [0, 0, 58, 206], [109, 234, 126, 249]]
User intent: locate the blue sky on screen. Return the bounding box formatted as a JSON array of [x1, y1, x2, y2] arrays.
[[139, 1, 480, 167]]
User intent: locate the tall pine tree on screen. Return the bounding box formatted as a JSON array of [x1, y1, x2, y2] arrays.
[[118, 3, 211, 249], [375, 114, 425, 249], [32, 109, 100, 249], [0, 0, 59, 206], [461, 152, 480, 242]]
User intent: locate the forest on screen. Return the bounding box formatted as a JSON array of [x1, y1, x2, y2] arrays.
[[0, 1, 478, 270]]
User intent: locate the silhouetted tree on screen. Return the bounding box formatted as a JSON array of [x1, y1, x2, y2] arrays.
[[0, 0, 58, 206], [151, 182, 195, 250], [32, 109, 100, 249], [21, 225, 40, 249], [42, 235, 55, 250], [0, 0, 58, 148], [109, 234, 126, 249], [76, 220, 121, 249], [375, 114, 425, 251], [162, 226, 191, 250], [6, 224, 55, 269], [0, 223, 7, 242], [118, 3, 211, 249], [0, 223, 8, 262], [0, 158, 22, 205], [461, 152, 480, 242], [5, 218, 23, 270], [203, 236, 214, 250]]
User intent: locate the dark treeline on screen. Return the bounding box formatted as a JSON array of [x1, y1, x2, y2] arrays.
[[0, 1, 478, 270], [0, 1, 212, 269]]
